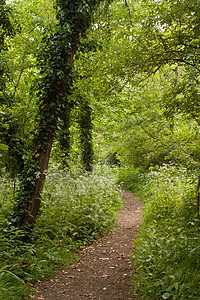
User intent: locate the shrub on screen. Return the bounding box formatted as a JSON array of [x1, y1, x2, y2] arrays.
[[0, 164, 122, 299], [117, 166, 145, 194], [133, 165, 200, 299], [35, 164, 122, 245]]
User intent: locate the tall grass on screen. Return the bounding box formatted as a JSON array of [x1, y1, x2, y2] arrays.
[[0, 165, 122, 299], [132, 165, 200, 299]]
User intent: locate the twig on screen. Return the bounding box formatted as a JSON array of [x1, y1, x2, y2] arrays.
[[124, 0, 133, 25], [13, 48, 27, 97]]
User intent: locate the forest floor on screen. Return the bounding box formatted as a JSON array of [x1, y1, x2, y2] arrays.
[[30, 190, 143, 300]]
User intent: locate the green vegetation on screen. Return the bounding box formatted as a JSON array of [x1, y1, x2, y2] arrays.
[[1, 0, 200, 298], [0, 165, 122, 299], [117, 164, 199, 299]]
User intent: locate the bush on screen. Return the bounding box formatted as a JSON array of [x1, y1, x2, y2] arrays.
[[133, 165, 200, 299], [35, 164, 122, 245], [117, 166, 145, 194], [0, 165, 122, 299], [0, 172, 15, 219]]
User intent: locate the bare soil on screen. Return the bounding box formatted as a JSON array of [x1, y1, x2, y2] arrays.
[[30, 189, 143, 300]]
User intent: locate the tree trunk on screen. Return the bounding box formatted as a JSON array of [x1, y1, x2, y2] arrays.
[[79, 98, 93, 172], [17, 133, 54, 228], [11, 0, 103, 233], [58, 106, 72, 166]]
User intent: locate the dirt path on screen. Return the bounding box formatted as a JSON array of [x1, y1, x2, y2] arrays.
[[30, 189, 143, 300]]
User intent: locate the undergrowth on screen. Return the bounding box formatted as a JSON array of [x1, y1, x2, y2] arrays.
[[117, 166, 145, 194], [0, 165, 122, 299], [131, 164, 200, 299]]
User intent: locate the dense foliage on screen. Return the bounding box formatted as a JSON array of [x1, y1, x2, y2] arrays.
[[130, 165, 200, 299], [0, 166, 122, 299], [1, 0, 200, 298]]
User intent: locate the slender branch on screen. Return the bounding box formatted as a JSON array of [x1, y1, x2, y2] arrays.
[[13, 23, 41, 97], [137, 120, 159, 141], [124, 0, 133, 25], [13, 47, 27, 97]]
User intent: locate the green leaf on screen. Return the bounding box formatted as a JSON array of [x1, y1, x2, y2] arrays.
[[0, 143, 9, 151], [162, 292, 171, 299]]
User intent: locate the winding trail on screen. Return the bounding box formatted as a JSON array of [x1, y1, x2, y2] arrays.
[[31, 190, 143, 299]]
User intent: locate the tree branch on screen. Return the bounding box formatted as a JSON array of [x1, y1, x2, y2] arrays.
[[124, 0, 133, 25], [13, 47, 27, 97]]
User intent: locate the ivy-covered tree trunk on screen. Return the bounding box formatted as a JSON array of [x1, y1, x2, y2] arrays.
[[58, 106, 72, 166], [79, 98, 93, 172], [11, 0, 102, 231]]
